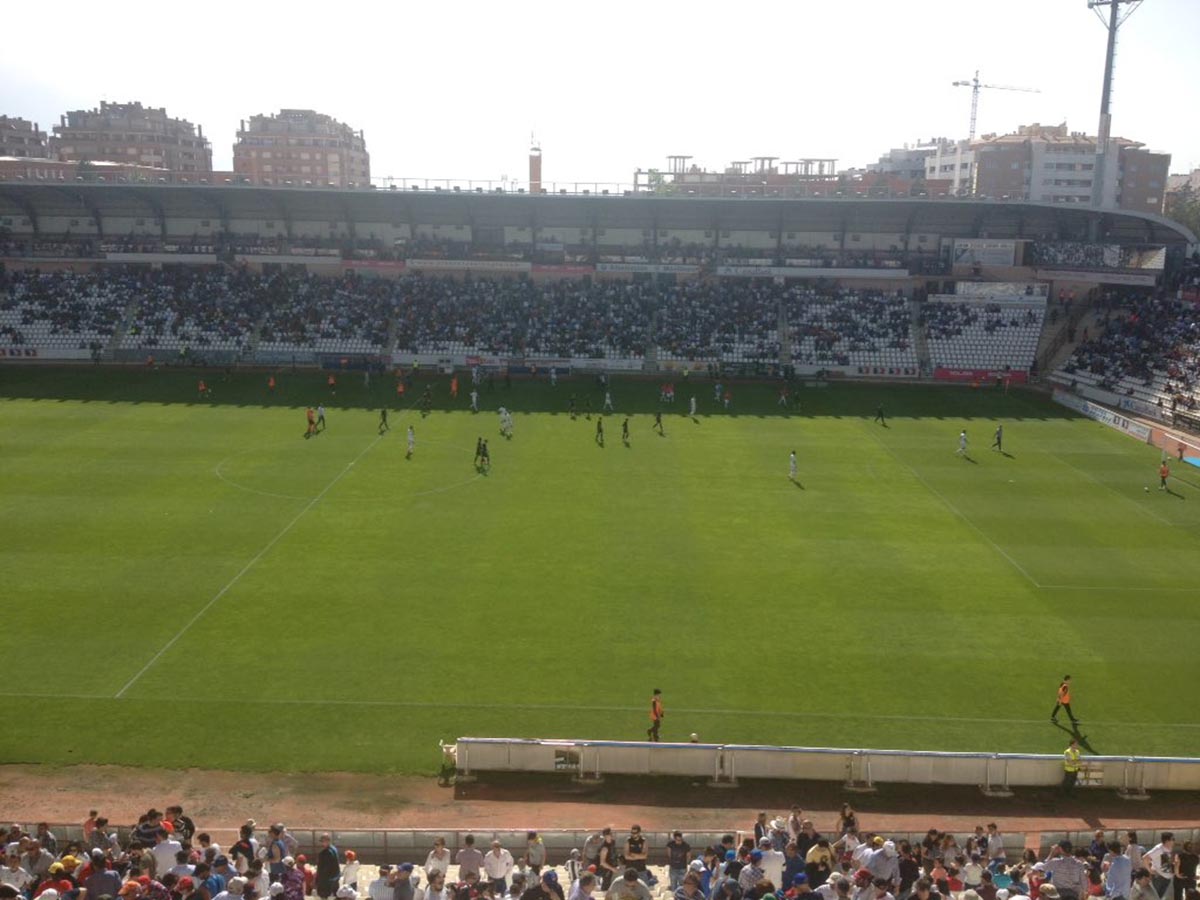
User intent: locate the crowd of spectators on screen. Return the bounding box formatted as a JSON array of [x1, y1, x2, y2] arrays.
[[923, 304, 1042, 340], [124, 271, 271, 354], [1025, 243, 1162, 272], [655, 282, 778, 362], [1058, 294, 1200, 410], [0, 269, 128, 350], [258, 274, 391, 353], [2, 808, 1196, 900], [393, 276, 652, 359], [786, 289, 914, 369]]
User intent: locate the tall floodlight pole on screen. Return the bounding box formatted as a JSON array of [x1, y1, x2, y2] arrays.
[[1089, 0, 1143, 208]]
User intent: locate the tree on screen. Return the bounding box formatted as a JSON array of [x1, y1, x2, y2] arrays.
[[1165, 183, 1200, 239]]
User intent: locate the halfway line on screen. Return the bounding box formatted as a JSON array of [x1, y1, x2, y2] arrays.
[[114, 435, 383, 698]]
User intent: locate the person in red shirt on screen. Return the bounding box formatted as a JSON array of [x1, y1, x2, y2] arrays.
[[198, 380, 210, 400], [296, 855, 315, 896], [268, 375, 276, 393], [305, 407, 316, 438], [1159, 462, 1170, 491], [451, 376, 459, 399], [397, 381, 406, 400], [327, 374, 337, 394]]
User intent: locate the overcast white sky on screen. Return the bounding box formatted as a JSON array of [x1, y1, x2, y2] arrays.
[[2, 0, 1196, 187]]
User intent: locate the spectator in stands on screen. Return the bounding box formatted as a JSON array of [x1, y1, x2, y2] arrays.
[[666, 834, 692, 891], [457, 838, 484, 882], [607, 870, 652, 900], [388, 864, 416, 900], [315, 836, 340, 900], [426, 840, 452, 880], [485, 842, 515, 895], [369, 866, 392, 900]]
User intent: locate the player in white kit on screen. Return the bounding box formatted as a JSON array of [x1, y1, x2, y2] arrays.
[[407, 425, 415, 459], [789, 451, 798, 481]]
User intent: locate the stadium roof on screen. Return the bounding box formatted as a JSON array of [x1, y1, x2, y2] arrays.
[[0, 182, 1193, 245]]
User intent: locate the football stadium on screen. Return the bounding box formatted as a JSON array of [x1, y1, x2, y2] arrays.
[[3, 1, 1200, 898]]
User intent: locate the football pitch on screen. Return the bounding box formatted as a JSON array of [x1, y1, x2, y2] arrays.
[[2, 366, 1199, 775]]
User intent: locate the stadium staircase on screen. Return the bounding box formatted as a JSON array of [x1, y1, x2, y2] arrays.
[[644, 311, 659, 371], [777, 298, 791, 368], [244, 312, 268, 356], [909, 297, 931, 374], [106, 297, 141, 358], [1034, 303, 1101, 376], [384, 313, 399, 358]]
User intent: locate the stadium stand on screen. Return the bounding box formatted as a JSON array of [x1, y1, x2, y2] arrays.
[[786, 288, 918, 373], [923, 299, 1046, 374], [655, 282, 779, 365], [1053, 294, 1200, 414], [0, 269, 126, 354], [123, 270, 266, 355]]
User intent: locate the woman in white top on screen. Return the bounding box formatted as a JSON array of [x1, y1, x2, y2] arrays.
[[425, 839, 451, 880]]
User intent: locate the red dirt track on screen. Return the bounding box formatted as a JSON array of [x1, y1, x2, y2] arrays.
[[2, 766, 1197, 841]]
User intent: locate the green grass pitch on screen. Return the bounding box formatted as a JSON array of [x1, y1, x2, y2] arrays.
[[2, 365, 1199, 774]]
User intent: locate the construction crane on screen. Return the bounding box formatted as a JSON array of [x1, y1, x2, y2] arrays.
[[952, 70, 1041, 140]]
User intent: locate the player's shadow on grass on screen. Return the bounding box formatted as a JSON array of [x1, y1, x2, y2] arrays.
[[792, 480, 805, 490], [1001, 451, 1016, 459], [1053, 720, 1099, 755], [962, 455, 978, 464], [1166, 487, 1186, 500]]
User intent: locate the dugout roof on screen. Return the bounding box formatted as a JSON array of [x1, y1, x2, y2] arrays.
[[0, 182, 1194, 245]]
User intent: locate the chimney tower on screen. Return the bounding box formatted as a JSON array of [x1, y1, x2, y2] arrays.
[[529, 134, 542, 194]]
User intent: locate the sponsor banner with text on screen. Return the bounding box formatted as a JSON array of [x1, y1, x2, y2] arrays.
[[532, 264, 595, 276], [407, 258, 532, 273], [934, 367, 1028, 384], [1053, 390, 1152, 441], [1034, 268, 1157, 286], [343, 260, 408, 272], [595, 262, 699, 275]]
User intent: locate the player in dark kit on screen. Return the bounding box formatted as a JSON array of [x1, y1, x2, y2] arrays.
[[622, 417, 630, 445], [874, 403, 886, 426], [479, 439, 491, 472], [653, 411, 664, 435], [992, 424, 1003, 452], [474, 437, 484, 468], [379, 408, 389, 434], [595, 417, 604, 446], [568, 394, 577, 420]]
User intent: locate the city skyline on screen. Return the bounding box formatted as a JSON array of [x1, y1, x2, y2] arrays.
[[1, 0, 1197, 187]]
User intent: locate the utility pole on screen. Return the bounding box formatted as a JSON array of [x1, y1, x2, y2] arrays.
[[1089, 0, 1144, 208]]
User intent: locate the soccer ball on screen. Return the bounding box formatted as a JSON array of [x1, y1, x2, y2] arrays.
[[1144, 486, 1149, 492]]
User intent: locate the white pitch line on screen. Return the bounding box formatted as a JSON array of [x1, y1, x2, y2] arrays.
[[8, 690, 1200, 733], [1048, 450, 1176, 528], [862, 427, 1042, 588], [114, 435, 384, 699]]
